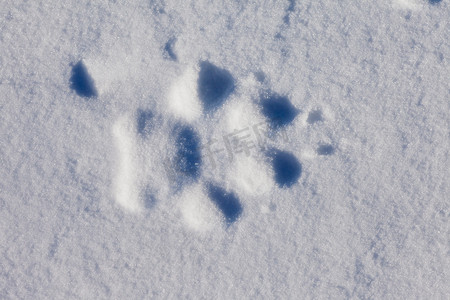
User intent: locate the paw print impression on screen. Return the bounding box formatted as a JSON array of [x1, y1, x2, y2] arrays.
[[69, 52, 336, 231]]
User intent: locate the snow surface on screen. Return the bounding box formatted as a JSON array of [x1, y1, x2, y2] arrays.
[[0, 0, 449, 298]]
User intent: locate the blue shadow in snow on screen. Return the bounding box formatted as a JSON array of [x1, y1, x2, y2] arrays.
[[197, 61, 235, 112], [261, 93, 299, 129], [307, 110, 323, 124], [269, 149, 302, 188], [137, 109, 154, 136], [207, 183, 242, 225], [174, 125, 202, 180], [164, 38, 177, 61], [317, 144, 335, 156], [283, 0, 296, 24], [142, 186, 157, 210], [70, 61, 97, 98]]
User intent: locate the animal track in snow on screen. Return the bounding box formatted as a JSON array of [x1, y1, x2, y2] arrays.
[[101, 57, 335, 231]]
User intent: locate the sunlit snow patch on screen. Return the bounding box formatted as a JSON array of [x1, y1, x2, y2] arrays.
[[112, 116, 141, 212], [393, 0, 423, 10], [168, 67, 202, 122], [227, 154, 274, 196], [179, 185, 222, 232]]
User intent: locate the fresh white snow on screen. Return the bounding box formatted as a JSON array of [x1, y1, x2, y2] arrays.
[[0, 0, 449, 298]]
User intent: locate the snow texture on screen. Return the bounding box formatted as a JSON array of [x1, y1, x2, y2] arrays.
[[0, 0, 449, 299]]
